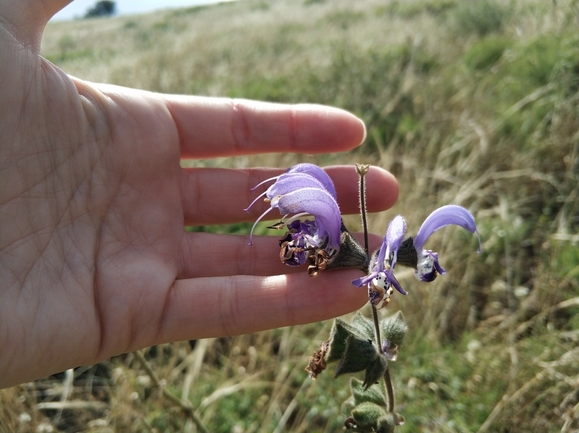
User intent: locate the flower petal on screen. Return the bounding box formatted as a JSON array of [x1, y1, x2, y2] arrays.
[[385, 269, 407, 295], [386, 215, 406, 267], [414, 250, 446, 282], [286, 163, 337, 199], [381, 339, 399, 361], [352, 271, 379, 288], [413, 205, 479, 252], [375, 215, 407, 271], [266, 172, 327, 200], [271, 187, 341, 249]]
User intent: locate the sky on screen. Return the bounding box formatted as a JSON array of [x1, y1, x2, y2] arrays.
[[51, 0, 234, 21]]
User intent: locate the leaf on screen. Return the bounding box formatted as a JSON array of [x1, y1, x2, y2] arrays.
[[380, 311, 408, 347], [326, 318, 371, 363], [376, 414, 396, 433], [326, 319, 359, 363], [363, 355, 388, 390], [334, 335, 378, 378], [349, 378, 386, 406], [351, 312, 376, 341], [350, 402, 388, 429]]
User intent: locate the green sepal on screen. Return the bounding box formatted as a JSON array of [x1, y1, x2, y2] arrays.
[[350, 378, 386, 407], [326, 225, 369, 271], [350, 402, 388, 428], [380, 311, 407, 347], [351, 312, 375, 340], [396, 236, 418, 269], [326, 319, 360, 363], [376, 414, 396, 433], [334, 335, 378, 377], [363, 354, 388, 390], [327, 314, 377, 363]]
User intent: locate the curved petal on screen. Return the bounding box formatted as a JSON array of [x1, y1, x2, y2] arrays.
[[414, 205, 479, 252], [414, 250, 446, 282], [374, 241, 387, 273], [386, 215, 406, 267], [272, 187, 341, 249], [375, 215, 406, 271], [352, 271, 379, 288], [266, 172, 327, 200], [385, 269, 407, 295], [286, 163, 337, 199]]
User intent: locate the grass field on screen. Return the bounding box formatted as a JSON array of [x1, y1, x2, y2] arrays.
[[2, 0, 579, 431]]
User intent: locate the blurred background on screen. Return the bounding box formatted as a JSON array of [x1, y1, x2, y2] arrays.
[[50, 0, 234, 21], [2, 0, 578, 431]]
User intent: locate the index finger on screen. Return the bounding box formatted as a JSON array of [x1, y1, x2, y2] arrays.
[[164, 96, 366, 158]]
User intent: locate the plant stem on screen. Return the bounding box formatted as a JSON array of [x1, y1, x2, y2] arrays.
[[357, 164, 396, 416], [371, 305, 382, 353], [134, 350, 210, 433], [372, 306, 395, 412], [384, 367, 395, 413], [355, 164, 370, 255]]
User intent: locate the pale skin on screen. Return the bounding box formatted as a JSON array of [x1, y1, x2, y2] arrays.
[[0, 0, 399, 388]]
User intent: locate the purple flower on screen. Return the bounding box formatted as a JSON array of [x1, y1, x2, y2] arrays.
[[352, 205, 480, 306], [412, 205, 481, 282], [246, 164, 343, 269], [381, 339, 399, 361], [352, 215, 408, 308]]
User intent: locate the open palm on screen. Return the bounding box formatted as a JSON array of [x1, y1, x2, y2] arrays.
[[0, 1, 398, 388]]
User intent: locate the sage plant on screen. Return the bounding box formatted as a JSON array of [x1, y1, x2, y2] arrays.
[[246, 163, 480, 431]]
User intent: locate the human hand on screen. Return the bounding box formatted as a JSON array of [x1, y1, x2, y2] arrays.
[[0, 1, 398, 388]]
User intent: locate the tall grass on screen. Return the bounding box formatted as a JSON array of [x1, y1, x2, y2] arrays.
[[3, 0, 578, 431]]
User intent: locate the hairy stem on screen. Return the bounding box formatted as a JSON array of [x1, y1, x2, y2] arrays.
[[356, 164, 370, 255], [371, 305, 395, 413], [359, 163, 396, 415], [384, 367, 395, 413], [134, 350, 210, 433], [371, 305, 382, 352]]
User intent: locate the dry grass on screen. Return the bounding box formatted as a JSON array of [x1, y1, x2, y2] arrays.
[[3, 0, 579, 431]]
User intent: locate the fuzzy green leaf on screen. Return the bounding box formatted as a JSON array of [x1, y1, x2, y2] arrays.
[[380, 311, 408, 347], [334, 335, 378, 377], [350, 402, 388, 428], [351, 312, 376, 340], [376, 414, 396, 433], [326, 319, 360, 363], [363, 354, 388, 389], [350, 378, 386, 406]]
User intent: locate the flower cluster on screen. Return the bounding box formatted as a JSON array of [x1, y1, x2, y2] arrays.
[[247, 163, 481, 432], [247, 163, 480, 304], [352, 205, 481, 308], [246, 163, 367, 275]]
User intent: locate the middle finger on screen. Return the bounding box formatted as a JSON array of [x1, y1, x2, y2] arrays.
[[181, 165, 398, 226]]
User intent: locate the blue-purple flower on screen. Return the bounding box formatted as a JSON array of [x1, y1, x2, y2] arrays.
[[412, 205, 481, 282], [382, 339, 399, 361], [352, 215, 409, 308], [352, 205, 480, 307], [246, 163, 367, 275]]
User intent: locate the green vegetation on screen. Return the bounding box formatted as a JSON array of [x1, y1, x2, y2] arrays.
[[2, 0, 577, 431]]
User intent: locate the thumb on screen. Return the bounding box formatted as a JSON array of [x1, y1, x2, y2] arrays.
[[0, 1, 72, 49]]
